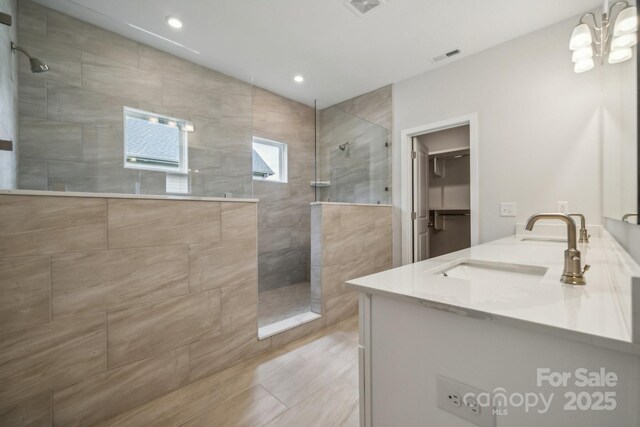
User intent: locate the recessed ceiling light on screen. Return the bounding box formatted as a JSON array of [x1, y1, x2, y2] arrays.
[[166, 16, 183, 29], [293, 75, 304, 83]]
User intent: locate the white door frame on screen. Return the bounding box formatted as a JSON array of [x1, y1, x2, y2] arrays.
[[400, 113, 479, 265]]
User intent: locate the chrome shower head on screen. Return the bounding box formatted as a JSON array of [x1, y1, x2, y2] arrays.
[[11, 42, 50, 73], [339, 141, 351, 151]]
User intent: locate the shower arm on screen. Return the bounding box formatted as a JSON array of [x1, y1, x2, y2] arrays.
[[11, 42, 34, 59]]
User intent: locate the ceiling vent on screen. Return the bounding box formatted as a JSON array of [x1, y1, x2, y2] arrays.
[[345, 0, 385, 16], [432, 49, 462, 63]]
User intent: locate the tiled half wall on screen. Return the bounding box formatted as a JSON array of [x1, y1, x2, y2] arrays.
[[0, 194, 267, 426], [311, 203, 393, 323]]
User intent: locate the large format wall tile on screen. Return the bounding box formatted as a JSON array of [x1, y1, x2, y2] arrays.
[[0, 314, 106, 401], [19, 117, 83, 161], [190, 326, 271, 381], [0, 195, 107, 257], [53, 347, 190, 426], [47, 87, 129, 126], [107, 199, 221, 249], [0, 391, 51, 427], [189, 239, 257, 293], [107, 291, 221, 368], [221, 282, 257, 333], [46, 10, 138, 67], [221, 203, 257, 241], [82, 52, 162, 105], [0, 256, 50, 331], [52, 246, 189, 319]]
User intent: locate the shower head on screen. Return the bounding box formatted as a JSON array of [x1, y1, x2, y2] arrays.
[[11, 42, 50, 73], [339, 141, 351, 151]]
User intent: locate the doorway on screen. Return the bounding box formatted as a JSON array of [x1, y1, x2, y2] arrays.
[[400, 114, 479, 265]]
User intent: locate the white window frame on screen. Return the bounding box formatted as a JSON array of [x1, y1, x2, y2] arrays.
[[123, 106, 189, 175], [252, 136, 288, 183]]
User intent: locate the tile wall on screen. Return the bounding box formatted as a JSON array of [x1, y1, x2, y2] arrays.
[[310, 203, 393, 321], [17, 0, 253, 198], [317, 85, 392, 204], [252, 88, 315, 292], [0, 194, 267, 426]]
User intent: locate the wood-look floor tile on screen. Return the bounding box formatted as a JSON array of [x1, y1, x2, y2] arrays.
[[259, 347, 354, 408], [51, 246, 189, 319], [0, 314, 106, 401], [53, 347, 190, 427], [107, 199, 221, 249], [96, 374, 225, 427], [0, 391, 51, 427], [0, 195, 106, 257], [107, 291, 221, 368], [0, 256, 50, 331], [178, 385, 287, 427], [264, 378, 358, 427], [206, 348, 299, 399], [189, 326, 271, 382]]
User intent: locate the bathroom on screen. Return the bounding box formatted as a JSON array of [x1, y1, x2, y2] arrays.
[[0, 0, 638, 426]]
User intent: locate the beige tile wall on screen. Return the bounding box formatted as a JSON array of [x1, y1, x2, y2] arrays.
[[310, 203, 393, 323], [0, 194, 266, 426], [17, 0, 253, 198], [252, 88, 315, 292]]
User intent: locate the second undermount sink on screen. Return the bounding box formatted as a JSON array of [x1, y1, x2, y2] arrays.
[[431, 259, 548, 285], [518, 236, 567, 245]]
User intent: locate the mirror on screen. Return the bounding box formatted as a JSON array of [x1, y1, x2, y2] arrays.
[[602, 1, 639, 225]]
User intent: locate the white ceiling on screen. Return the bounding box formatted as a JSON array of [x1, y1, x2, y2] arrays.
[[35, 0, 602, 107]]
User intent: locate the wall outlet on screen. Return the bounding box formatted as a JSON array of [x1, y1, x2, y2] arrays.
[[558, 201, 569, 215], [500, 202, 516, 217], [437, 375, 496, 427]]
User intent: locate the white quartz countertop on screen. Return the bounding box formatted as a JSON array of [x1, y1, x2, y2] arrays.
[[346, 231, 640, 355]]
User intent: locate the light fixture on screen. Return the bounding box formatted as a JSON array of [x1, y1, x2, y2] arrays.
[[608, 47, 633, 63], [614, 6, 638, 35], [293, 75, 304, 83], [569, 24, 593, 50], [183, 122, 195, 132], [166, 16, 183, 29], [612, 33, 638, 48], [569, 2, 637, 73], [572, 46, 594, 62], [575, 58, 595, 73]]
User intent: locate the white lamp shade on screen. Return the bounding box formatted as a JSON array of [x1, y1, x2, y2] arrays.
[[612, 33, 638, 49], [608, 47, 633, 64], [572, 46, 594, 62], [574, 58, 594, 73], [570, 24, 593, 50], [614, 6, 638, 36]]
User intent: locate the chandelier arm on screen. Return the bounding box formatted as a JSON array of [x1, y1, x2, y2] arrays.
[[608, 1, 630, 20], [579, 12, 601, 29]]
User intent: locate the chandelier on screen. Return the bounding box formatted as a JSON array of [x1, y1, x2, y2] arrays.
[[569, 1, 638, 73]]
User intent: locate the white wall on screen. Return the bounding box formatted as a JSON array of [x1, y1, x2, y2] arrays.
[[0, 0, 18, 189], [392, 14, 604, 263]]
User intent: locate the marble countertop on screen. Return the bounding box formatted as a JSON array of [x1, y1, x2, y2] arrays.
[[346, 230, 640, 355]]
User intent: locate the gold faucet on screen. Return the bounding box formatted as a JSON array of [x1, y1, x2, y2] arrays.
[[525, 213, 590, 285], [568, 213, 590, 243]]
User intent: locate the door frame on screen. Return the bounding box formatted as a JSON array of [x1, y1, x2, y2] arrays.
[[400, 113, 479, 265]]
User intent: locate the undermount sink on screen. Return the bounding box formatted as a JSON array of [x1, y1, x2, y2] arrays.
[[431, 259, 548, 285], [518, 236, 566, 244]]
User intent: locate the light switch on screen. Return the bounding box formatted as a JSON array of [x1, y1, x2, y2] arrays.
[[500, 202, 516, 217]]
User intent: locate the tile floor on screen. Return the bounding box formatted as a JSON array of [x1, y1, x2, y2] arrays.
[[258, 282, 312, 328], [98, 316, 359, 427]]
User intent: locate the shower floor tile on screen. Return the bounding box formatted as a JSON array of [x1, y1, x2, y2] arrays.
[[258, 282, 312, 329]]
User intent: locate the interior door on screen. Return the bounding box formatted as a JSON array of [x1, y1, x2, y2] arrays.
[[412, 137, 430, 262]]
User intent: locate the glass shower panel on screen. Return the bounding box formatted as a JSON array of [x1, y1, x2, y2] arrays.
[[315, 105, 390, 204]]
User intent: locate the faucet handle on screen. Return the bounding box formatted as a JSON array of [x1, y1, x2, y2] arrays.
[[582, 264, 590, 274]]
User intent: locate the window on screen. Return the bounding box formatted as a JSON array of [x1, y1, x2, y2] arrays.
[[124, 107, 190, 174], [252, 137, 288, 183]]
